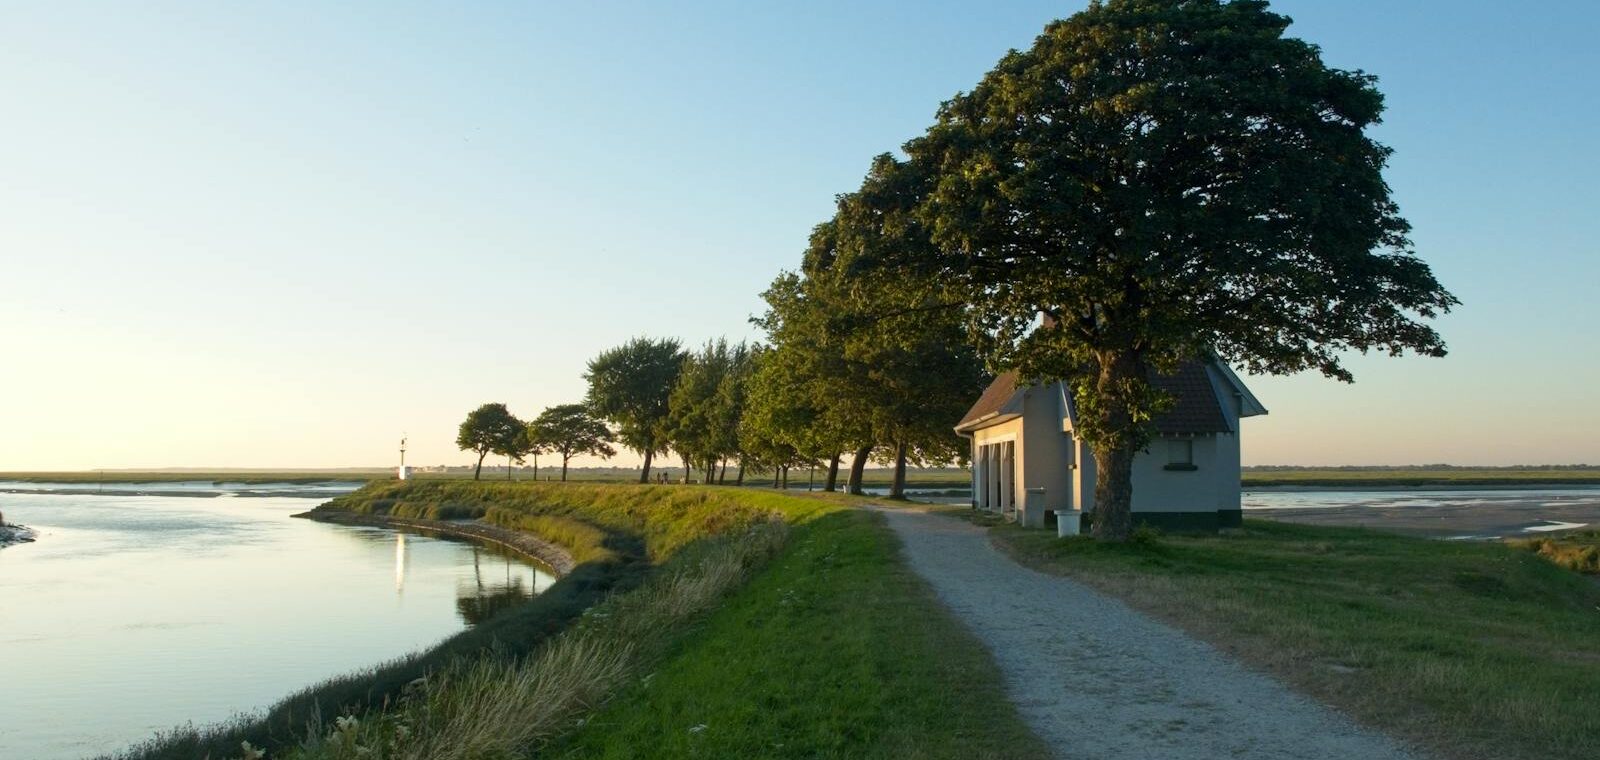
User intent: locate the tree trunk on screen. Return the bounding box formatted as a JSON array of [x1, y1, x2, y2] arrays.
[[682, 454, 692, 484], [889, 441, 908, 500], [771, 467, 780, 489], [507, 456, 514, 480], [1088, 351, 1147, 542], [824, 453, 841, 492], [474, 451, 487, 481], [780, 466, 788, 490], [533, 452, 540, 482], [718, 459, 728, 485], [808, 463, 815, 491], [846, 445, 871, 495], [638, 449, 653, 484], [561, 455, 570, 482], [735, 460, 745, 486]]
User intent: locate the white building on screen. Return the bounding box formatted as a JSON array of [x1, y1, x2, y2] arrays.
[[955, 360, 1266, 532]]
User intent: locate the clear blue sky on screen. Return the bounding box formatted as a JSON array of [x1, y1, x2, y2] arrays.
[[2, 1, 1596, 469]]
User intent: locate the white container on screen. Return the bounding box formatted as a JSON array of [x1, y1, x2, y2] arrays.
[[1057, 509, 1082, 537]]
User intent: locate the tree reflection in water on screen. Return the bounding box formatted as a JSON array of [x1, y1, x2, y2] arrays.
[[455, 544, 538, 626]]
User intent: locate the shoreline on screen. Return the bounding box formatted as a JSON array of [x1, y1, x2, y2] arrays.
[[1243, 481, 1600, 492], [293, 507, 576, 575], [0, 523, 37, 549]]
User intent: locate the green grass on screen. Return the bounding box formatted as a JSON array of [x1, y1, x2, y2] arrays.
[[984, 518, 1600, 760], [322, 480, 836, 561], [546, 509, 1049, 760], [1242, 467, 1600, 487], [283, 521, 795, 760], [115, 483, 1042, 760]]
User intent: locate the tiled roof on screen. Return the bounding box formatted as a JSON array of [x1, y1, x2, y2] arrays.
[[956, 362, 1232, 434], [1150, 362, 1230, 435], [956, 371, 1020, 429]]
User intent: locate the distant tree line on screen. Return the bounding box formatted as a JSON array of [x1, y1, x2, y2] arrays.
[[454, 316, 984, 497]]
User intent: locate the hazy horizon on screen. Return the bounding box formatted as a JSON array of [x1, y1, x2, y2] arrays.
[[5, 1, 1597, 470]]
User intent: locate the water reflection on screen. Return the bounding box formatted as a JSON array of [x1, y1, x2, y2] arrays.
[[396, 532, 408, 591], [0, 488, 554, 760], [456, 577, 535, 625]]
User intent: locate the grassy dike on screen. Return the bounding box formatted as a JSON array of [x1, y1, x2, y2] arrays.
[[114, 483, 1043, 760], [978, 516, 1600, 760]]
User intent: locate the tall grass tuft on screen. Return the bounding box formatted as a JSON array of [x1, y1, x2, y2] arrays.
[[1509, 531, 1600, 574], [285, 520, 789, 760]]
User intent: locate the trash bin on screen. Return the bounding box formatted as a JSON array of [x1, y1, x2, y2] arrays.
[[1057, 508, 1082, 537], [1024, 487, 1047, 528]]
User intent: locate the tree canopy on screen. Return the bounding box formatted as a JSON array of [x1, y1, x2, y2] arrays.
[[835, 0, 1455, 536], [583, 337, 685, 483], [528, 404, 617, 481], [456, 402, 525, 481]]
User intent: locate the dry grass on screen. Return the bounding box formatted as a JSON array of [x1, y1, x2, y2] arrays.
[[1509, 531, 1600, 574]]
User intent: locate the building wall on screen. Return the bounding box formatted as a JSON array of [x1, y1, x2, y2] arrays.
[[1128, 435, 1225, 513], [972, 417, 1022, 514], [971, 365, 1253, 532]]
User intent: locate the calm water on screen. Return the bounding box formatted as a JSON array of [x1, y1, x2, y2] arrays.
[[1241, 485, 1600, 511], [0, 484, 555, 760]]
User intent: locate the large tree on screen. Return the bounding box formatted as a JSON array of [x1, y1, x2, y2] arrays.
[[842, 0, 1456, 538], [456, 402, 524, 481], [528, 404, 617, 482], [803, 220, 988, 499], [583, 337, 684, 483]]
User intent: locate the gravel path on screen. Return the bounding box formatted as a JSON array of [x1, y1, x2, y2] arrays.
[[878, 507, 1420, 760]]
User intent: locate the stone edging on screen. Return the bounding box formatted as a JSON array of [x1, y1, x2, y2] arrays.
[[294, 509, 576, 575]]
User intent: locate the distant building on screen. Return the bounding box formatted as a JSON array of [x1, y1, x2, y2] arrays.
[[956, 360, 1266, 532]]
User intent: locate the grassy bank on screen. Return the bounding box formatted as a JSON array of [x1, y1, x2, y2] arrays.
[[115, 482, 1042, 760], [983, 517, 1600, 760], [547, 509, 1049, 759]]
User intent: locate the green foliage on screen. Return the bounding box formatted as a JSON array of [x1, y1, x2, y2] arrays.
[[528, 404, 617, 481], [666, 339, 752, 483], [584, 338, 686, 481], [831, 0, 1456, 536], [454, 403, 525, 481]]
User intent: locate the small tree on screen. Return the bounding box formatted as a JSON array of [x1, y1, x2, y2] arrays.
[[457, 403, 524, 481], [584, 338, 684, 483], [522, 426, 549, 481], [530, 404, 617, 482]]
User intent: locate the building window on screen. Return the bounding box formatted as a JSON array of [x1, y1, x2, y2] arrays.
[[1165, 439, 1197, 471]]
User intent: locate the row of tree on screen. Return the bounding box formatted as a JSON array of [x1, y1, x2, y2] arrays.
[[457, 1, 1458, 541], [577, 320, 984, 497], [456, 402, 615, 482]]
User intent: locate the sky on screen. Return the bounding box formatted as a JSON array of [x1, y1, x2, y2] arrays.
[[2, 1, 1596, 470]]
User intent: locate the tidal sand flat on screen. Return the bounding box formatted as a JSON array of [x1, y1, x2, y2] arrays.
[[1245, 486, 1600, 538]]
